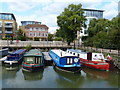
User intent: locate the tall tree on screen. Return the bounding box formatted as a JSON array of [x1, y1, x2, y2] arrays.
[[17, 29, 27, 41], [57, 4, 86, 45]]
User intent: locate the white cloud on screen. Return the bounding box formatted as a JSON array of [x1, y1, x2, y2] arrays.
[[8, 2, 38, 12], [1, 0, 118, 33], [48, 27, 59, 34], [102, 1, 118, 19]]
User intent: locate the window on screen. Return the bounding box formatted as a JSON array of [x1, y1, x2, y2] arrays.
[[34, 32, 36, 36], [42, 28, 45, 31], [73, 53, 75, 55], [26, 57, 34, 64], [38, 28, 40, 31], [29, 32, 32, 36], [39, 32, 41, 36], [30, 28, 32, 31], [34, 28, 36, 31], [42, 33, 44, 36], [46, 33, 48, 37]]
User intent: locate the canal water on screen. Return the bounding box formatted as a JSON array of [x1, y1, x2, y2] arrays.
[[1, 62, 119, 88]]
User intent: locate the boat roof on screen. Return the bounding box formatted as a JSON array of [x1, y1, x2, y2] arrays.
[[42, 52, 52, 60], [67, 49, 86, 54], [51, 49, 77, 57], [24, 49, 42, 57], [12, 49, 26, 54]]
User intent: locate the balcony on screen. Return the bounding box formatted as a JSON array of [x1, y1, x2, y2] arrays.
[[5, 25, 13, 28], [5, 31, 13, 34], [4, 23, 13, 28]]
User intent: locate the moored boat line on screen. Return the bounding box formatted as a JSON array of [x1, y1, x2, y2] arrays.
[[49, 49, 81, 73]]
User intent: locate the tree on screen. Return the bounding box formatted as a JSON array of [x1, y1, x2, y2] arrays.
[[17, 29, 27, 41], [48, 33, 53, 41], [57, 4, 86, 45], [83, 16, 120, 51]]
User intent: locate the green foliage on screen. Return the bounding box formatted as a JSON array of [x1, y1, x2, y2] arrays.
[[53, 37, 62, 41], [24, 44, 32, 51], [83, 17, 120, 50], [2, 37, 11, 40], [34, 37, 39, 41], [57, 3, 86, 45], [17, 29, 27, 41], [48, 34, 53, 41]]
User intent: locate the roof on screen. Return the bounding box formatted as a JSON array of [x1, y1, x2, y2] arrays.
[[24, 49, 42, 56], [67, 49, 87, 54], [51, 49, 77, 57], [25, 24, 49, 29], [12, 49, 26, 54], [0, 13, 16, 20], [84, 9, 104, 12], [21, 21, 41, 23]]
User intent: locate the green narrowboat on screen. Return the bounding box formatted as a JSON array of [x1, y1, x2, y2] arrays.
[[22, 49, 44, 72]]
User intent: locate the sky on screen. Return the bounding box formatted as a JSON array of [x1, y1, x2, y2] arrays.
[[0, 0, 119, 34]]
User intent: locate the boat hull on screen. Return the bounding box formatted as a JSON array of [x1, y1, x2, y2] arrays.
[[4, 57, 23, 66], [53, 62, 81, 73], [82, 61, 109, 71], [22, 63, 44, 72], [54, 65, 81, 73]]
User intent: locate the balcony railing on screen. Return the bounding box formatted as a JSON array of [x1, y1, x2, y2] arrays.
[[5, 25, 13, 28], [5, 31, 13, 34]]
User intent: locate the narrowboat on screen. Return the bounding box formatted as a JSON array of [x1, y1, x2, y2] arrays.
[[49, 49, 81, 73], [4, 49, 26, 65], [22, 49, 44, 72], [67, 49, 109, 71]]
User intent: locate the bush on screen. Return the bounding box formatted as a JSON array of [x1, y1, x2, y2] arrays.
[[24, 44, 32, 51], [53, 37, 62, 41], [34, 37, 40, 41]]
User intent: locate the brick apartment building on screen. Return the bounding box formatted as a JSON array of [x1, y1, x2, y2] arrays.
[[19, 21, 48, 41], [0, 13, 17, 39]]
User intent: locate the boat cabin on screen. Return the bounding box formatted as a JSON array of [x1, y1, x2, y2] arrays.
[[7, 49, 26, 61], [23, 49, 44, 65], [67, 49, 105, 61]]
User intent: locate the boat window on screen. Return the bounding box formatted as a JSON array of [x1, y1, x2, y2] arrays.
[[35, 57, 42, 64], [67, 58, 73, 64], [70, 58, 73, 64], [78, 54, 79, 57], [73, 53, 75, 55], [26, 57, 34, 64], [67, 58, 70, 64], [70, 52, 72, 54]]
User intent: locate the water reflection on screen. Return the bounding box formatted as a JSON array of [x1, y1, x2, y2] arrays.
[[22, 69, 44, 80], [82, 67, 119, 88], [53, 66, 85, 88], [82, 67, 109, 80], [2, 65, 21, 79]]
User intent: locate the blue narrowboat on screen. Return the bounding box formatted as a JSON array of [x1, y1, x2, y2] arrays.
[[49, 49, 81, 73], [22, 49, 44, 72], [4, 49, 26, 65]]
